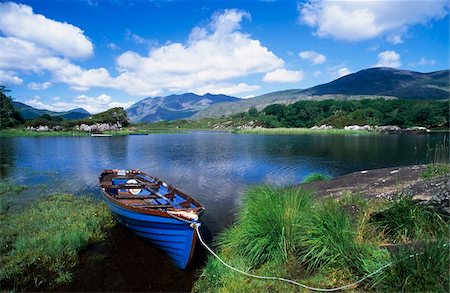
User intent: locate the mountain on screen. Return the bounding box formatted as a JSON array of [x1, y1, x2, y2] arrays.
[[126, 93, 239, 122], [193, 68, 449, 119], [13, 101, 90, 120], [303, 67, 449, 99]]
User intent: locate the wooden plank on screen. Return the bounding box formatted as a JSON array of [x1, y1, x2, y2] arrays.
[[115, 195, 159, 199], [129, 204, 171, 209]]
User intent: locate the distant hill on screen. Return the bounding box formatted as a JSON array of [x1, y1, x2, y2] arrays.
[[193, 68, 449, 119], [13, 101, 90, 120], [126, 93, 239, 122], [303, 67, 449, 99]]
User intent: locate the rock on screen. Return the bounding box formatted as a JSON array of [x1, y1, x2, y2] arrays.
[[405, 126, 430, 133], [412, 194, 433, 202], [375, 125, 402, 133]]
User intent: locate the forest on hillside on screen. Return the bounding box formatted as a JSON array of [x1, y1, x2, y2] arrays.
[[237, 99, 449, 129]]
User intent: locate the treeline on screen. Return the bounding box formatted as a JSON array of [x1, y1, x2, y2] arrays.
[[235, 99, 449, 129], [25, 108, 130, 128], [0, 86, 129, 130], [0, 86, 24, 129]]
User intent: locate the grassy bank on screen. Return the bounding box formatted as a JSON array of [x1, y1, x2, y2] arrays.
[[234, 127, 374, 135], [0, 127, 181, 137], [0, 128, 90, 137], [0, 193, 114, 290], [194, 186, 449, 292]]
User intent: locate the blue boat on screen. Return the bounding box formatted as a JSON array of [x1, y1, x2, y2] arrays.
[[99, 169, 204, 269]]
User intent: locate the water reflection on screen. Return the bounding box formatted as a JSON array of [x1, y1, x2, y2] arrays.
[[1, 132, 448, 235]]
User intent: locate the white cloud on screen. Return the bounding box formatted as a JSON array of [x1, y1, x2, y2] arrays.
[[0, 69, 23, 85], [375, 50, 401, 68], [28, 81, 52, 90], [111, 9, 284, 95], [0, 9, 284, 97], [299, 50, 326, 64], [408, 57, 436, 67], [0, 2, 93, 58], [336, 67, 351, 78], [299, 0, 449, 42], [26, 94, 133, 114], [194, 82, 260, 96], [262, 68, 305, 83]]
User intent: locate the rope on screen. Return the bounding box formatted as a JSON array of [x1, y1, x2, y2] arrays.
[[193, 223, 393, 292]]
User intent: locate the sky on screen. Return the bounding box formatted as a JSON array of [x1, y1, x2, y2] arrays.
[[0, 0, 448, 113]]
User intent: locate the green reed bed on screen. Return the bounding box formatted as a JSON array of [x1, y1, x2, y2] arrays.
[[234, 127, 373, 135], [194, 186, 449, 292], [0, 194, 114, 290]]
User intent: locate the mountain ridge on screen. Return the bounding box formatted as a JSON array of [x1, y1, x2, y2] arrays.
[[126, 92, 239, 122], [193, 67, 449, 119], [13, 101, 91, 120]]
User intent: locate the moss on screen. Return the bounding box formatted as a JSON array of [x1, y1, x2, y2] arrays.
[[421, 163, 450, 179], [303, 173, 332, 183]]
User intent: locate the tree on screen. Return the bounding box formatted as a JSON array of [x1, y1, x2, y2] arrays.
[[248, 106, 258, 117], [0, 86, 24, 129]]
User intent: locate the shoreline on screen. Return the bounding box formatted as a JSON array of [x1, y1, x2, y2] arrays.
[[1, 126, 447, 137]]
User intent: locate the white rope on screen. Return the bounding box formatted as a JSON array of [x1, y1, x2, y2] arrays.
[[193, 223, 393, 292]]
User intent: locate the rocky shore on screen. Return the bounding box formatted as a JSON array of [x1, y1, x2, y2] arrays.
[[300, 164, 449, 215]]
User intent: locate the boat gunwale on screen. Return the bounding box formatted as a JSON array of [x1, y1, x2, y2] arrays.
[[99, 169, 204, 218]]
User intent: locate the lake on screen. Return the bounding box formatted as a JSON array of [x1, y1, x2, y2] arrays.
[[1, 131, 447, 235]]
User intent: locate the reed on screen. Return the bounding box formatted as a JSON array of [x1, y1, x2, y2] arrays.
[[0, 194, 114, 290], [234, 128, 373, 135], [303, 173, 332, 183]]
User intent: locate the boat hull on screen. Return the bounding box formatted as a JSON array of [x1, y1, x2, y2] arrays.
[[102, 194, 197, 270]]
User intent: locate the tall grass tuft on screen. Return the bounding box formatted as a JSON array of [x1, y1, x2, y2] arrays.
[[301, 200, 362, 273], [0, 194, 115, 289], [372, 197, 448, 243], [374, 237, 449, 291], [219, 186, 314, 266], [303, 173, 332, 183]]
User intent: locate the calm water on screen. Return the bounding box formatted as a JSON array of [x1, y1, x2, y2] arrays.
[[1, 131, 448, 235]]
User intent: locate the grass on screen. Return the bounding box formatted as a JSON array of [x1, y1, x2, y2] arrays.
[[371, 197, 448, 243], [421, 163, 450, 179], [218, 186, 314, 266], [0, 128, 90, 137], [234, 127, 374, 135], [303, 173, 332, 183], [375, 237, 449, 291], [0, 194, 115, 290], [194, 186, 449, 292]]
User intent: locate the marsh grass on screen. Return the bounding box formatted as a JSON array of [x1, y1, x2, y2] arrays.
[[303, 173, 332, 183], [0, 194, 114, 290], [371, 197, 448, 243], [235, 127, 373, 135]]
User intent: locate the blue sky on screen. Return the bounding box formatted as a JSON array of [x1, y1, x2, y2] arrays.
[[0, 0, 448, 113]]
